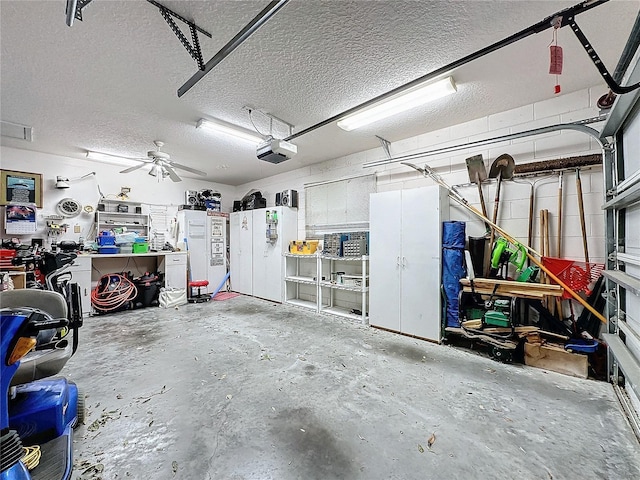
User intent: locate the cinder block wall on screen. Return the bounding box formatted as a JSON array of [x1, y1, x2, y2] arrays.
[[237, 86, 607, 264]]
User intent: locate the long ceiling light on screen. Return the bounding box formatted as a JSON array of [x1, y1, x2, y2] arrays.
[[86, 151, 140, 167], [337, 76, 457, 131], [196, 118, 264, 144]]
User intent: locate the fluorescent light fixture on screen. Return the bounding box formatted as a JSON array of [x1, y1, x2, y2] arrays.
[[86, 151, 140, 167], [337, 76, 457, 131], [197, 118, 264, 144]]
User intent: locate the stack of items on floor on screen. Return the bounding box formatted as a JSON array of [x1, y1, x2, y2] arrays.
[[91, 271, 163, 314], [437, 154, 607, 378]]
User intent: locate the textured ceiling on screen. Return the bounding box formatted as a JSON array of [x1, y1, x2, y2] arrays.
[[1, 0, 638, 185]]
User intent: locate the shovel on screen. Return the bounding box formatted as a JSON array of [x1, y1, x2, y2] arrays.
[[485, 154, 515, 276], [465, 155, 489, 230]]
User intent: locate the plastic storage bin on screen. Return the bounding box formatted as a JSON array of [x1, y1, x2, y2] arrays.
[[97, 231, 116, 246], [98, 245, 119, 254], [133, 242, 149, 254], [119, 244, 133, 254]]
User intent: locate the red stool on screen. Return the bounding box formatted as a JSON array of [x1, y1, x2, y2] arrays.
[[188, 280, 210, 303]]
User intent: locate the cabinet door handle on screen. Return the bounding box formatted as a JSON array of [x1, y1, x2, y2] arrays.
[[402, 256, 407, 268], [396, 256, 400, 267]]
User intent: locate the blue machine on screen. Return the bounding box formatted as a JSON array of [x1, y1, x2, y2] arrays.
[[1, 301, 83, 479]]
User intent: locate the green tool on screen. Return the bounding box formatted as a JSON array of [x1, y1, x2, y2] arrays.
[[491, 237, 527, 273]]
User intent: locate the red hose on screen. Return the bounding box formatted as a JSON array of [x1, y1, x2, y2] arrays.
[[91, 274, 137, 312]]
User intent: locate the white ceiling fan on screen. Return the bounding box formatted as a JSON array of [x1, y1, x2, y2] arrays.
[[119, 141, 207, 182]]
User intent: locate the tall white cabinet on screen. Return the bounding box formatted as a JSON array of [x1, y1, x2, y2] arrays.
[[369, 186, 449, 342], [230, 207, 297, 302]]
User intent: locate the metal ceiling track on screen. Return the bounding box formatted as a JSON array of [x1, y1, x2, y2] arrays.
[[177, 0, 290, 98], [363, 116, 608, 169], [286, 0, 640, 142], [147, 0, 212, 72], [66, 0, 213, 71], [66, 0, 93, 26]]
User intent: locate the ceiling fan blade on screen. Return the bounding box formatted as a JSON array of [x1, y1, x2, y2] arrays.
[[163, 164, 182, 182], [120, 162, 148, 174], [169, 162, 207, 177]]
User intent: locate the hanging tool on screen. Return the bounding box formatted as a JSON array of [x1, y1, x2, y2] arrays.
[[576, 169, 589, 263], [556, 171, 563, 257], [490, 237, 528, 278], [485, 154, 515, 276], [465, 155, 490, 232], [401, 162, 607, 324]]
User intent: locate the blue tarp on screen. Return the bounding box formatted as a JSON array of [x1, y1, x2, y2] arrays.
[[442, 221, 466, 328]]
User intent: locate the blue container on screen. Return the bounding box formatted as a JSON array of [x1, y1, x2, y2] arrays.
[[98, 231, 116, 246], [98, 245, 119, 254]]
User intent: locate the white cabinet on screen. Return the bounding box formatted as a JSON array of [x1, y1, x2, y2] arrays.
[[284, 253, 369, 323], [229, 211, 253, 295], [230, 207, 297, 302], [369, 186, 449, 342], [160, 253, 187, 290], [67, 255, 91, 316]]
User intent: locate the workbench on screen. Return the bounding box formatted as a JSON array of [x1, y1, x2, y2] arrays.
[[67, 251, 187, 315]]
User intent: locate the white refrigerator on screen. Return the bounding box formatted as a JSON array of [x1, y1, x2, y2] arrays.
[[176, 209, 228, 292]]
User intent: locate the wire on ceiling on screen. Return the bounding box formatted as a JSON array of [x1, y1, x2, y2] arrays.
[[247, 109, 269, 138]]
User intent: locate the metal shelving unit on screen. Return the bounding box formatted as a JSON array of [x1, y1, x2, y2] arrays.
[[319, 255, 368, 324], [284, 253, 319, 312], [283, 253, 369, 324]]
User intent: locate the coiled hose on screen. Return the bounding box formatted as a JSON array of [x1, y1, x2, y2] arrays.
[[91, 274, 137, 313]]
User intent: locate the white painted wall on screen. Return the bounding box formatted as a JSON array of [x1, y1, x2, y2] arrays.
[[237, 86, 608, 264], [0, 147, 235, 246], [2, 85, 608, 266]]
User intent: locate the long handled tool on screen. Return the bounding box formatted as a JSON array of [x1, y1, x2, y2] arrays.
[[402, 162, 607, 324], [576, 169, 589, 263], [485, 154, 515, 276], [557, 172, 563, 257], [465, 155, 489, 228]]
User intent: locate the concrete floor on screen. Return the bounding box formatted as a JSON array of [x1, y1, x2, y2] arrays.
[[66, 295, 640, 480]]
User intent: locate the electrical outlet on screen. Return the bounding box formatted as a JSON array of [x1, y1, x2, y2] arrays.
[[74, 225, 81, 233]]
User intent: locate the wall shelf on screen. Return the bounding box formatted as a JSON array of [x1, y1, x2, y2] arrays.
[[96, 200, 149, 240]]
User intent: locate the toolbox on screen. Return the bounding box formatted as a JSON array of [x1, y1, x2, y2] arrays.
[[289, 240, 319, 255]]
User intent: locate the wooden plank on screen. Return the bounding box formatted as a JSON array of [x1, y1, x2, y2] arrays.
[[524, 342, 588, 379], [461, 286, 546, 299], [460, 278, 563, 298]]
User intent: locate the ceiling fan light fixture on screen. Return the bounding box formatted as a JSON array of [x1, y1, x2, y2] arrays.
[[86, 151, 139, 167], [148, 164, 159, 177], [337, 76, 457, 131], [197, 118, 264, 144]]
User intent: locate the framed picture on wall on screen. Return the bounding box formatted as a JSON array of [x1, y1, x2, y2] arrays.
[[0, 169, 43, 208]]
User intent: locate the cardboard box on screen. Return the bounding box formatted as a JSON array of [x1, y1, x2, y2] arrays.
[[524, 342, 588, 379]]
